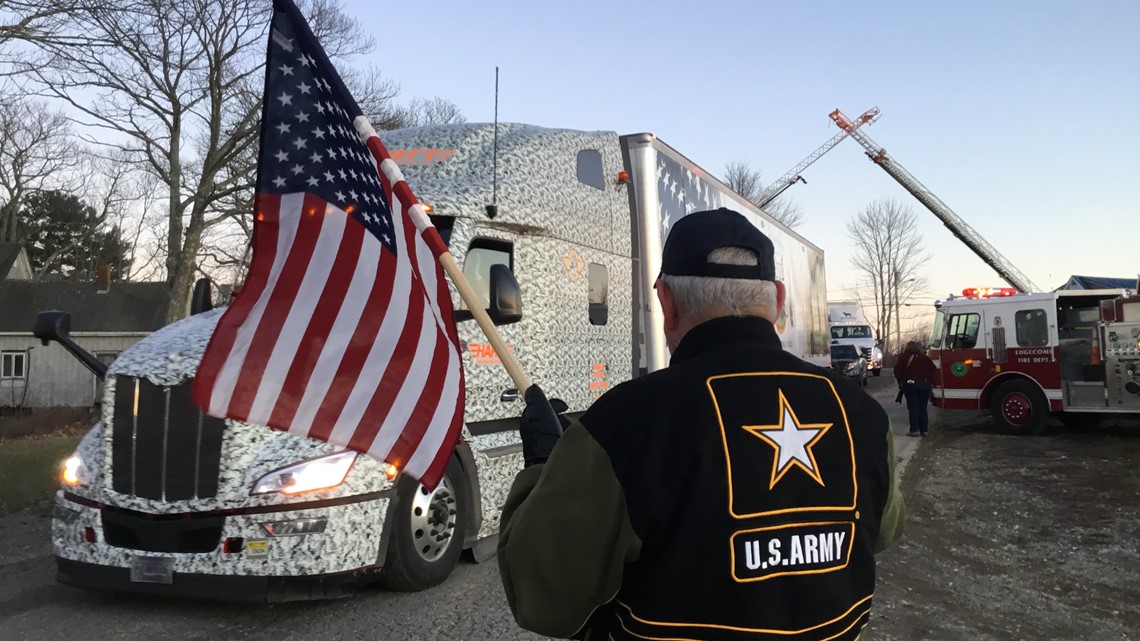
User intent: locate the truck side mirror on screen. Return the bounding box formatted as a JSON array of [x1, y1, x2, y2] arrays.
[[33, 310, 108, 379], [191, 277, 214, 315], [454, 264, 523, 326], [487, 264, 522, 325]]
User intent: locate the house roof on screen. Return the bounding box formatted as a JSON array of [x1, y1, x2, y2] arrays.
[[1056, 275, 1138, 291], [0, 244, 31, 280], [0, 280, 169, 333]]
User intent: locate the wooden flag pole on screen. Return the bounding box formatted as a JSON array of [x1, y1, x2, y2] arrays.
[[436, 251, 532, 394]]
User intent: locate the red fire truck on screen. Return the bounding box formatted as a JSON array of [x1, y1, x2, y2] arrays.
[[930, 287, 1140, 433]]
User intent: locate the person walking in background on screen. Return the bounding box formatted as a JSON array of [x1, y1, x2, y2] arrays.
[[895, 341, 937, 436]]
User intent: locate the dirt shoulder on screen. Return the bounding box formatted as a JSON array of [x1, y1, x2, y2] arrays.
[[868, 409, 1140, 640]]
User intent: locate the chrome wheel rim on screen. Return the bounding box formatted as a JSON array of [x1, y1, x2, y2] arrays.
[[409, 476, 457, 563]]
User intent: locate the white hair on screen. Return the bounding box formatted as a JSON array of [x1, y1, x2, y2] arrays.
[[660, 247, 778, 323]]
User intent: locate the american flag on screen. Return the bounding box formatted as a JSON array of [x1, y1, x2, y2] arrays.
[[192, 0, 465, 487]]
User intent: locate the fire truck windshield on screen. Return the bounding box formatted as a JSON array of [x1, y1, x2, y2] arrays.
[[931, 310, 946, 348]]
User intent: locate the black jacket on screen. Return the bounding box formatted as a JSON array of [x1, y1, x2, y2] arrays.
[[499, 316, 905, 640]]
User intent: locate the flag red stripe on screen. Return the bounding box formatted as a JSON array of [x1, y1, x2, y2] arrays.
[[387, 329, 451, 467], [345, 286, 425, 456], [193, 193, 282, 399], [304, 245, 398, 442], [421, 399, 464, 486], [226, 195, 329, 421], [423, 227, 448, 257], [264, 213, 368, 429]]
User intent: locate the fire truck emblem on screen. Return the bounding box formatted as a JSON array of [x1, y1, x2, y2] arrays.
[[950, 362, 969, 377], [994, 316, 1002, 327]]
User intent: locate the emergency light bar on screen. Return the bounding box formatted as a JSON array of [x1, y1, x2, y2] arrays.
[[961, 287, 1018, 299]]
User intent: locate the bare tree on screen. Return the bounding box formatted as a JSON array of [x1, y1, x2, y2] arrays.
[[721, 159, 804, 229], [0, 95, 79, 242], [408, 97, 466, 126], [13, 0, 385, 322], [0, 0, 73, 46], [847, 198, 929, 356]]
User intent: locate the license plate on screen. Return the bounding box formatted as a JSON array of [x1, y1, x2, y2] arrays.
[[130, 555, 174, 584]]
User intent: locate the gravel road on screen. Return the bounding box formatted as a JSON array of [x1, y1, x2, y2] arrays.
[[1, 373, 1136, 640]]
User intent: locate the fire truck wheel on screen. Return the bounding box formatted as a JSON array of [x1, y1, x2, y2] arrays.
[[990, 380, 1048, 435], [380, 457, 468, 592]]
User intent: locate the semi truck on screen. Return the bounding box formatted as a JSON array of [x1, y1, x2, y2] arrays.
[[43, 122, 830, 601], [930, 286, 1140, 433], [828, 301, 883, 376]]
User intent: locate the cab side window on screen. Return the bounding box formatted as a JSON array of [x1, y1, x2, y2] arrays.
[[1015, 309, 1049, 347], [576, 149, 605, 191], [461, 240, 513, 309], [588, 262, 608, 325], [946, 313, 981, 349]]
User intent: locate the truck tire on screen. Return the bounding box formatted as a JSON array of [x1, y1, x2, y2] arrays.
[[380, 457, 468, 592], [872, 368, 882, 377], [990, 380, 1048, 435]]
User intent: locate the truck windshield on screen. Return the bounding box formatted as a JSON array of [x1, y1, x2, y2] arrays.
[[429, 214, 455, 248], [830, 326, 872, 339], [931, 310, 946, 348]]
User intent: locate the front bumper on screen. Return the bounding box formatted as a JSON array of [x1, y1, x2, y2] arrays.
[[52, 489, 392, 601], [56, 557, 379, 602]]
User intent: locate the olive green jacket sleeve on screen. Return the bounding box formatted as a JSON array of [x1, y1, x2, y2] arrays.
[[498, 422, 643, 638], [875, 422, 906, 553]]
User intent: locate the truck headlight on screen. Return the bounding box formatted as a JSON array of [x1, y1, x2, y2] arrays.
[[845, 363, 860, 372], [252, 451, 358, 496], [60, 453, 88, 487]]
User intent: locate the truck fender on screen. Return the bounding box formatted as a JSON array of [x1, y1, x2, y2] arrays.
[[980, 372, 1052, 411], [374, 444, 482, 566]]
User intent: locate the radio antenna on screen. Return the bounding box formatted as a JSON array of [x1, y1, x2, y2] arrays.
[[487, 66, 499, 219]]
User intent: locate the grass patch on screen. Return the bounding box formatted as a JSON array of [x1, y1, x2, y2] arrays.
[[0, 431, 85, 515]]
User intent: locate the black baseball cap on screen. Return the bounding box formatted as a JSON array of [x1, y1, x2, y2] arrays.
[[659, 208, 776, 280]]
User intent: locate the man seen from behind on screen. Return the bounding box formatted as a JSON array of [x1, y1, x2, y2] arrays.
[[499, 208, 905, 640]]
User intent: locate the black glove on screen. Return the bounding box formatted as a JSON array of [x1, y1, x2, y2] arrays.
[[519, 384, 564, 467]]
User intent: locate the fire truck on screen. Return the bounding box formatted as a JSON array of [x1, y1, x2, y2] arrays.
[[930, 287, 1140, 433]]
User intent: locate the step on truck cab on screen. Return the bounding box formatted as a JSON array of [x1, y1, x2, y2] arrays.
[[930, 287, 1140, 433], [44, 123, 829, 601]]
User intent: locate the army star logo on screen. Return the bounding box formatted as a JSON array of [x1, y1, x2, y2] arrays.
[[743, 390, 832, 489]]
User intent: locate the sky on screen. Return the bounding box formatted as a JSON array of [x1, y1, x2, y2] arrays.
[[343, 0, 1139, 333]]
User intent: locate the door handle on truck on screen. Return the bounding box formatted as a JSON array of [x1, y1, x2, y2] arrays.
[[500, 388, 519, 402]]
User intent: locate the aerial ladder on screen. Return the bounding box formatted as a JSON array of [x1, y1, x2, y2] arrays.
[[753, 107, 881, 209], [830, 108, 1039, 293]]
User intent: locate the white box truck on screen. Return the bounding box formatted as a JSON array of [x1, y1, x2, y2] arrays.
[[828, 301, 883, 376], [42, 123, 829, 601]]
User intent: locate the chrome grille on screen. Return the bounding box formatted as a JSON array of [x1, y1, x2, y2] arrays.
[[111, 377, 224, 501], [860, 347, 873, 359]]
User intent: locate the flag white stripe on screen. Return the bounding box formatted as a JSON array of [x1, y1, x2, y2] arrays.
[[367, 301, 440, 460], [208, 194, 305, 414], [286, 230, 383, 437], [245, 203, 349, 426], [412, 217, 449, 329], [326, 190, 416, 446], [404, 346, 462, 477]]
